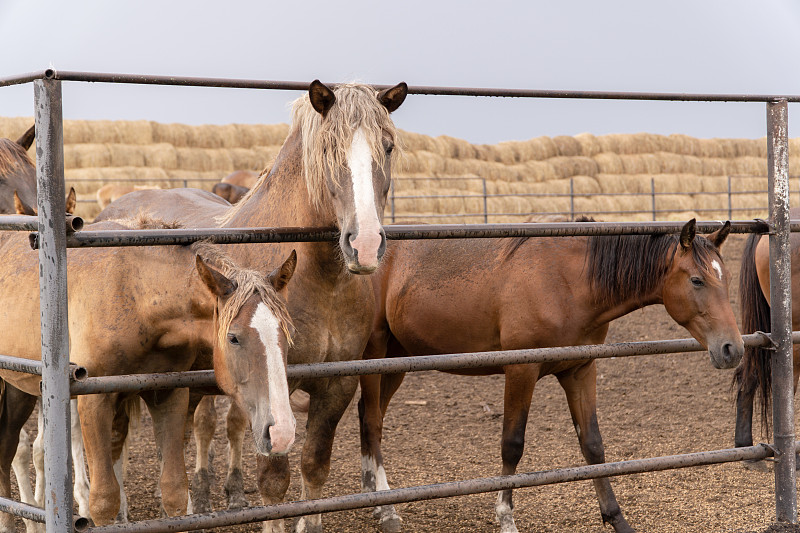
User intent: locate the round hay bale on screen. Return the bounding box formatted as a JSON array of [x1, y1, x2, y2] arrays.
[[593, 153, 625, 174], [669, 134, 703, 156], [142, 144, 179, 169], [574, 133, 601, 157], [553, 136, 582, 157], [64, 144, 112, 169], [620, 154, 661, 174], [108, 144, 146, 167]]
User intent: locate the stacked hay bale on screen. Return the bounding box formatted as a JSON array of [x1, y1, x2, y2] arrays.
[[1, 116, 793, 222]]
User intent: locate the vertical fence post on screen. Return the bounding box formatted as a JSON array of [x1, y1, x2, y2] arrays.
[[34, 77, 74, 533], [482, 178, 488, 224], [767, 99, 796, 524], [728, 175, 733, 220], [570, 178, 575, 220], [390, 179, 395, 224], [651, 178, 656, 221]]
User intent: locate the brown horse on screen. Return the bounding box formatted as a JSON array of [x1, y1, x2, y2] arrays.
[[359, 219, 743, 533], [733, 209, 800, 465], [0, 125, 36, 214], [95, 79, 408, 532], [0, 212, 299, 528]]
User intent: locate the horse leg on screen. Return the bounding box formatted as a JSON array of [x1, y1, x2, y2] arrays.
[[33, 400, 44, 508], [358, 372, 405, 533], [79, 393, 122, 525], [0, 384, 37, 533], [257, 454, 290, 533], [191, 395, 217, 514], [110, 403, 131, 523], [70, 399, 92, 519], [12, 428, 41, 533], [294, 376, 359, 533], [140, 388, 191, 518], [224, 400, 249, 509], [495, 364, 539, 533], [557, 363, 633, 533], [734, 377, 768, 471]]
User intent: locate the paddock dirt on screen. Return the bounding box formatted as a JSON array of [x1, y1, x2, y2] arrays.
[[17, 235, 800, 532]]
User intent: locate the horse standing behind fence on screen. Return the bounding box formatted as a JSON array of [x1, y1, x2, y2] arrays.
[[359, 218, 743, 533], [0, 213, 299, 528], [733, 212, 800, 466], [94, 79, 408, 533]]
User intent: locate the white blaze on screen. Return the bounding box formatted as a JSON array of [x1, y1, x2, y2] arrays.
[[711, 259, 723, 281], [251, 303, 295, 454], [347, 128, 382, 267]]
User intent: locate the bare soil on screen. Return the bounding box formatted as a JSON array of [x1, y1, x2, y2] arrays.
[[15, 235, 800, 532]]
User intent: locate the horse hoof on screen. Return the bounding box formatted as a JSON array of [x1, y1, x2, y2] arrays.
[[192, 468, 212, 514], [380, 516, 402, 533], [293, 517, 322, 533], [224, 468, 249, 509], [742, 459, 770, 473]]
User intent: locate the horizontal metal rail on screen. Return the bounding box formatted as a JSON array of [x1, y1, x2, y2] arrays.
[[392, 208, 769, 220], [85, 442, 797, 533], [0, 215, 83, 233], [69, 331, 786, 396], [28, 220, 773, 249], [0, 498, 88, 532], [0, 355, 87, 381], [4, 69, 800, 103]]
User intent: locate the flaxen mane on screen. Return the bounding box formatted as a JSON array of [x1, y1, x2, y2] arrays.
[[219, 82, 400, 224], [0, 139, 33, 177], [191, 241, 294, 348]]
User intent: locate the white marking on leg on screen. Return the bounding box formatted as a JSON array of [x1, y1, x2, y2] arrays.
[[251, 303, 295, 454], [33, 403, 44, 507], [347, 128, 382, 267], [70, 400, 91, 519], [496, 491, 519, 533], [711, 259, 723, 281], [113, 454, 128, 522]]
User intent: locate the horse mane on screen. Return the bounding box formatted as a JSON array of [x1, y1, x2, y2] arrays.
[[502, 215, 595, 260], [191, 241, 294, 349], [218, 82, 400, 225], [0, 138, 33, 177], [587, 232, 722, 307]]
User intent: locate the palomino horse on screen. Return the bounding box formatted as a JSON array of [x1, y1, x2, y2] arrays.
[[359, 219, 744, 533], [0, 213, 299, 528], [733, 209, 800, 464], [0, 125, 36, 214], [95, 79, 408, 532]]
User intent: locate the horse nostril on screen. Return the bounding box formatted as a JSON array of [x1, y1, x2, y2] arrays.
[[377, 229, 387, 258], [263, 422, 273, 453]]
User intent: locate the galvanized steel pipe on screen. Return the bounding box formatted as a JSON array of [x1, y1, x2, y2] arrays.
[[85, 443, 796, 533]]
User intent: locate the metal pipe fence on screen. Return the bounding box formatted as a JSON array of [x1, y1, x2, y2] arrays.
[[0, 70, 796, 532]]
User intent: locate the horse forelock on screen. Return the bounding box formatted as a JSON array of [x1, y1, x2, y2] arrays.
[[292, 83, 400, 209], [0, 139, 33, 177], [192, 241, 293, 349], [587, 232, 723, 306]]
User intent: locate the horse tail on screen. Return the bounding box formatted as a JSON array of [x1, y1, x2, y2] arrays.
[[733, 232, 772, 434], [123, 396, 142, 437]]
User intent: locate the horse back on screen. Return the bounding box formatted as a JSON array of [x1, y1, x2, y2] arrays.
[[94, 188, 230, 226]]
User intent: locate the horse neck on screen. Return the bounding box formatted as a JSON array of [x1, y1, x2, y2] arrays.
[[221, 129, 348, 283], [585, 236, 668, 327]]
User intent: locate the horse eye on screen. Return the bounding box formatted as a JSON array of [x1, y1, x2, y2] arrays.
[[386, 145, 394, 155], [227, 333, 240, 346], [690, 277, 704, 287]]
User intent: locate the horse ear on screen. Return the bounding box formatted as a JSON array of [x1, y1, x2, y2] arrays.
[[13, 190, 35, 216], [15, 125, 35, 151], [708, 220, 731, 249], [679, 218, 697, 250], [65, 187, 77, 214], [269, 250, 297, 292], [309, 80, 336, 117], [196, 256, 237, 299], [378, 82, 408, 113]]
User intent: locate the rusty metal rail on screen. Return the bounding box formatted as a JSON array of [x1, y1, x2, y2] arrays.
[[67, 331, 790, 396], [85, 442, 798, 533]]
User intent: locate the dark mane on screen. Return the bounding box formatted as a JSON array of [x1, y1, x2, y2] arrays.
[[587, 232, 721, 306], [502, 215, 595, 261], [0, 139, 33, 177]]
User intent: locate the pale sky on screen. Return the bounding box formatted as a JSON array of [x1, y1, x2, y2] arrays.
[[1, 0, 799, 144]]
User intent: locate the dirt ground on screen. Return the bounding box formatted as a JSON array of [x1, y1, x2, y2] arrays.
[[14, 234, 800, 532]]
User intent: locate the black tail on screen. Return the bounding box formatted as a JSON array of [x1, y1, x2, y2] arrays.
[[733, 232, 772, 435]]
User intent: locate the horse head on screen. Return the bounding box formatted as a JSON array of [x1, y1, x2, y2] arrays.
[[662, 219, 744, 369], [301, 80, 408, 274], [196, 249, 298, 456]]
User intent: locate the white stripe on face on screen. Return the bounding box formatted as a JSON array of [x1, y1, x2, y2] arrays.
[[250, 303, 295, 454], [347, 128, 382, 267], [711, 259, 723, 281]]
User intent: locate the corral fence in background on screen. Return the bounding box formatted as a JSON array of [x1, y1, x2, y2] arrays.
[[0, 69, 797, 532], [68, 174, 796, 223]]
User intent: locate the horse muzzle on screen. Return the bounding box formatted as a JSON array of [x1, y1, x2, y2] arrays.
[[342, 227, 386, 274], [709, 338, 745, 369], [254, 413, 296, 456]]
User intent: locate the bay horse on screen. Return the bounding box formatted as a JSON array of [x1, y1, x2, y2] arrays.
[[94, 79, 408, 532], [359, 219, 743, 533], [0, 214, 299, 528], [733, 209, 800, 466]]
